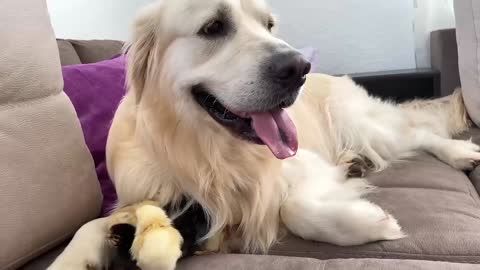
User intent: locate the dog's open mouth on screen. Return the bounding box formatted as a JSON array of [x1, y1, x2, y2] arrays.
[[192, 85, 298, 160]]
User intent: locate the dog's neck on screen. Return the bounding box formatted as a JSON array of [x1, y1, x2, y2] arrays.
[[134, 88, 285, 252]]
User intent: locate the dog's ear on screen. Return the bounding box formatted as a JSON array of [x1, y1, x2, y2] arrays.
[[125, 2, 164, 104]]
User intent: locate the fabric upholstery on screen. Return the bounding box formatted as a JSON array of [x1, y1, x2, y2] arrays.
[[19, 243, 67, 270], [68, 39, 124, 64], [56, 40, 81, 66], [0, 1, 101, 269], [20, 252, 480, 270], [430, 29, 461, 96], [320, 259, 480, 270], [271, 153, 480, 263], [57, 39, 124, 66], [178, 255, 480, 270], [455, 0, 480, 127], [468, 128, 480, 193], [471, 167, 480, 196]]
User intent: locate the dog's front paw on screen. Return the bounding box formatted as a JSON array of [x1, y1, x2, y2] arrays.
[[345, 156, 375, 178], [333, 201, 406, 246], [47, 219, 110, 270], [375, 212, 406, 241], [130, 204, 183, 270], [439, 139, 480, 170], [346, 201, 406, 245]]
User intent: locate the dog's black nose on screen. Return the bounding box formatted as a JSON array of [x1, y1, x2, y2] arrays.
[[269, 51, 311, 85]]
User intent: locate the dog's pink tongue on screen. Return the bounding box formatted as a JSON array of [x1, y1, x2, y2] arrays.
[[250, 109, 298, 159]]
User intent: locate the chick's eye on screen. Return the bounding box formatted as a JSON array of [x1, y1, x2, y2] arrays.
[[200, 20, 225, 37]]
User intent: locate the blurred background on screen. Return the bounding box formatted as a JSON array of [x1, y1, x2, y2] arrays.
[[46, 0, 456, 74]]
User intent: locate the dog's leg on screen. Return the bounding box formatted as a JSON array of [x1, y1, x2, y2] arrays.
[[282, 195, 405, 246], [107, 201, 183, 270], [47, 218, 112, 270], [281, 150, 405, 246], [397, 90, 479, 170], [412, 129, 480, 170]]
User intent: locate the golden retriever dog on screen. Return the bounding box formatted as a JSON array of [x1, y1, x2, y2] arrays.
[[49, 0, 480, 269]]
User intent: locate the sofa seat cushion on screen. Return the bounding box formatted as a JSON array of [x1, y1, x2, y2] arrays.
[[178, 255, 480, 270], [271, 150, 480, 263], [19, 133, 480, 269], [20, 252, 480, 270]]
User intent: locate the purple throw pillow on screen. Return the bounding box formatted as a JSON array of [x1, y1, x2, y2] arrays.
[[62, 55, 126, 216], [61, 47, 318, 216]]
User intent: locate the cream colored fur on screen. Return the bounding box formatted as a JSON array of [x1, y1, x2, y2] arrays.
[[49, 0, 479, 269]]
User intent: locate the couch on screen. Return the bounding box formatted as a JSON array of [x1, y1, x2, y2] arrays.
[[2, 1, 480, 270]]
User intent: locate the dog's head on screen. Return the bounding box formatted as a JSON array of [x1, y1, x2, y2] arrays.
[[128, 0, 311, 159]]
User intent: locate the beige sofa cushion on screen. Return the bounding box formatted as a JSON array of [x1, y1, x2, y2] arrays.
[[178, 255, 480, 270], [455, 0, 480, 127], [68, 39, 124, 64], [57, 40, 82, 66], [0, 1, 102, 269], [19, 251, 480, 270], [55, 39, 124, 66]]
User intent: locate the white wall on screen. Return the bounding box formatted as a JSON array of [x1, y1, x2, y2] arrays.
[[48, 0, 452, 75], [414, 0, 456, 68], [46, 0, 154, 41], [270, 0, 417, 74]]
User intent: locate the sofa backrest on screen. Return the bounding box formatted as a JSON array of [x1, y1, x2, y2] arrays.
[[430, 28, 461, 97], [57, 39, 124, 66], [455, 0, 480, 127], [0, 1, 102, 269]]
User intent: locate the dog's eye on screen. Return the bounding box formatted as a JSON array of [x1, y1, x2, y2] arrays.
[[267, 18, 275, 32], [199, 20, 225, 38], [267, 20, 275, 31]]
